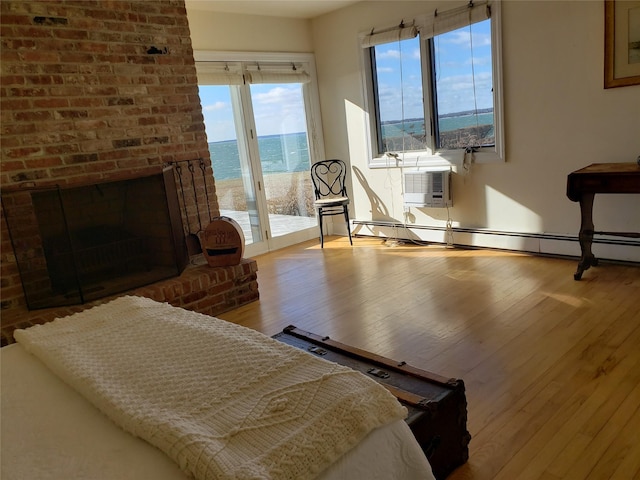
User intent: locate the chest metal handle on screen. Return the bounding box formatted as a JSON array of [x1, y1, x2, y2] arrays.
[[367, 367, 390, 379]]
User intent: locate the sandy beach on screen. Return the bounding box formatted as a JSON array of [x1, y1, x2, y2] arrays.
[[213, 171, 315, 216]]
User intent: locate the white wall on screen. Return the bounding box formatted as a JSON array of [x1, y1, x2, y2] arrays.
[[186, 1, 640, 261], [311, 0, 640, 261], [187, 8, 313, 52]]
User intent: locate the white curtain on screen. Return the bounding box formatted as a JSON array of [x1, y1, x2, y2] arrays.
[[194, 62, 244, 85], [245, 69, 311, 84], [426, 1, 491, 38], [360, 1, 491, 47], [361, 24, 418, 48]]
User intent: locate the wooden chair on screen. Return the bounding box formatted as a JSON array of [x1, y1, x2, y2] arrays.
[[310, 159, 353, 248]]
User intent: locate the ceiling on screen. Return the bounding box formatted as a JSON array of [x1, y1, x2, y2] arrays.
[[184, 0, 361, 19]]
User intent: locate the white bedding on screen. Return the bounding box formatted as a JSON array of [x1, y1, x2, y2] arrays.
[[1, 297, 435, 480]]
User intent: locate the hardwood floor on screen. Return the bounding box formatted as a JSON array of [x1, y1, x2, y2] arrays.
[[219, 236, 640, 480]]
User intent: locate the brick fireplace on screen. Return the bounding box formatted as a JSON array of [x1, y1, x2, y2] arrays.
[[0, 0, 259, 344]]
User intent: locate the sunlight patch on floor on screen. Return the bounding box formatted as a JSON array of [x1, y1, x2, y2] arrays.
[[541, 292, 589, 308]]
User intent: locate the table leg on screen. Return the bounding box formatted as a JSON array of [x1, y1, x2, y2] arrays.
[[575, 193, 598, 280]]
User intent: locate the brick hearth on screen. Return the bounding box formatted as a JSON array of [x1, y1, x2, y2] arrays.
[[0, 0, 259, 334], [1, 258, 258, 347]]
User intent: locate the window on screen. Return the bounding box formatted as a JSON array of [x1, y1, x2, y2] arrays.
[[363, 1, 503, 166]]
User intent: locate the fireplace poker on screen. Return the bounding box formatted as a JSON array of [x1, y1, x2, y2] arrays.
[[175, 163, 202, 256], [188, 161, 203, 236], [199, 158, 213, 223]]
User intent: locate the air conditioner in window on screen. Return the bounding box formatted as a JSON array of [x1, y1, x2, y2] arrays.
[[403, 170, 452, 208]]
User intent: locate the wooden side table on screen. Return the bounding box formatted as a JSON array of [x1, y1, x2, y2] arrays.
[[566, 163, 640, 280]]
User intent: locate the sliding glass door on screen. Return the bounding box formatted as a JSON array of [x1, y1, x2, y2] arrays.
[[249, 82, 316, 241], [196, 55, 323, 255]]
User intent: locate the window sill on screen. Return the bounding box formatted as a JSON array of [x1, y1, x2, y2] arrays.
[[368, 147, 503, 169]]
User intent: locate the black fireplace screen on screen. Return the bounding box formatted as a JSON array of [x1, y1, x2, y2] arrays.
[[2, 167, 187, 310]]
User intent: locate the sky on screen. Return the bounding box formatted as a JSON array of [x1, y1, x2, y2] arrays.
[[198, 19, 493, 143], [199, 83, 306, 143], [375, 19, 493, 121], [199, 87, 235, 143]]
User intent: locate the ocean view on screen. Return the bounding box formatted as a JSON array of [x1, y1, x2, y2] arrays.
[[209, 111, 494, 180], [382, 111, 494, 138], [210, 132, 310, 181]]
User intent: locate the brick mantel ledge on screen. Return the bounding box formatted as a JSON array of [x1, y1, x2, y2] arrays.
[[0, 258, 259, 347]]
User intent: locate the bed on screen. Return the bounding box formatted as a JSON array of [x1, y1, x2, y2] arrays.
[[1, 296, 435, 480]]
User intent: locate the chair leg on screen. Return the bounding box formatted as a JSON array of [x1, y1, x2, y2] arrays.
[[343, 206, 353, 245], [318, 211, 324, 248]]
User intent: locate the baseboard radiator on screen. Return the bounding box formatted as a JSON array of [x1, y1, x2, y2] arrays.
[[350, 220, 640, 263]]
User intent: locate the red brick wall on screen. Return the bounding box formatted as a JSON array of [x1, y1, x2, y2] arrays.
[[0, 0, 257, 322]]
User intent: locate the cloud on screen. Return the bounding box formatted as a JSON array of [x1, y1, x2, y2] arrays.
[[251, 85, 306, 135], [378, 46, 420, 60], [203, 101, 228, 112], [443, 30, 491, 48], [435, 72, 493, 113], [252, 86, 301, 105], [204, 119, 236, 143], [466, 55, 492, 67], [378, 48, 401, 59], [377, 82, 425, 120]]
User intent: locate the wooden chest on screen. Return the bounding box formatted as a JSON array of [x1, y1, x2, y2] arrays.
[[272, 326, 471, 480]]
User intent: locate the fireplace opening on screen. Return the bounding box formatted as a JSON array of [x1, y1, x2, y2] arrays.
[[2, 167, 188, 310], [43, 225, 151, 295]]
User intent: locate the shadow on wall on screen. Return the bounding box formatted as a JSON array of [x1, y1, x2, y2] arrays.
[[351, 166, 447, 243], [352, 165, 428, 243], [352, 166, 399, 224]]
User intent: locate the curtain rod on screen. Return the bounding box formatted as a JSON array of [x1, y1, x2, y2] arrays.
[[198, 60, 306, 70], [368, 19, 416, 36], [433, 0, 488, 19]]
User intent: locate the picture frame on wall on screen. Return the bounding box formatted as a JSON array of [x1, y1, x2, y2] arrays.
[[604, 0, 640, 88]]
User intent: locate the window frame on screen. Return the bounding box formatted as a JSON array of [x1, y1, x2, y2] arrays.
[[362, 1, 504, 168]]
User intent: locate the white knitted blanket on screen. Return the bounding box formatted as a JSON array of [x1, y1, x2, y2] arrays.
[[14, 296, 407, 480]]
